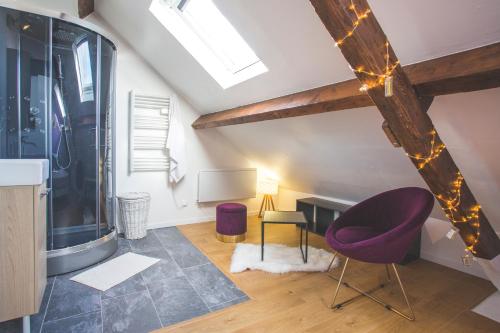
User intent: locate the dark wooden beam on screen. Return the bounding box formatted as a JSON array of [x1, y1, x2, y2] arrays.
[[406, 43, 500, 96], [192, 43, 500, 129], [310, 0, 500, 259], [382, 96, 433, 147], [78, 0, 94, 19], [193, 80, 372, 129], [381, 121, 400, 147]]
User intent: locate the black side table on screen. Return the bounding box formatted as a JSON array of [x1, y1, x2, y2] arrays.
[[261, 211, 309, 263]]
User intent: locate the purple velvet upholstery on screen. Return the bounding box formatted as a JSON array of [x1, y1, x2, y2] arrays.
[[326, 187, 434, 264], [335, 226, 384, 244], [216, 203, 247, 236]]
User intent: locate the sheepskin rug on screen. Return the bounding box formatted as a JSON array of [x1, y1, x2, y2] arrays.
[[230, 243, 339, 274]]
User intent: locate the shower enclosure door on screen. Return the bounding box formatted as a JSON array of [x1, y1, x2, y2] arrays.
[[99, 36, 116, 237], [50, 20, 99, 249]]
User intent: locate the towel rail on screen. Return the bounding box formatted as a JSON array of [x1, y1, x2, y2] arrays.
[[129, 91, 171, 173]]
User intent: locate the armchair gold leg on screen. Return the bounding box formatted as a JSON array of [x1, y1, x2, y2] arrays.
[[391, 264, 415, 321], [328, 259, 416, 321], [327, 253, 338, 272], [330, 258, 349, 309], [386, 264, 392, 282]]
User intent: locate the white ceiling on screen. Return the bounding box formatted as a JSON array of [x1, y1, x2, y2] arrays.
[[95, 0, 500, 113]]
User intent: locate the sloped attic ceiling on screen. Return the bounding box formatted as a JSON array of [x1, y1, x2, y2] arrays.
[[96, 0, 500, 113], [94, 0, 500, 228]]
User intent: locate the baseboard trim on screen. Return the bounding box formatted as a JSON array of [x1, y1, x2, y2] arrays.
[[147, 210, 259, 229], [420, 250, 487, 280]]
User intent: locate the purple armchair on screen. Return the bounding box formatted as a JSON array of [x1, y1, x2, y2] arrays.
[[325, 187, 434, 320]]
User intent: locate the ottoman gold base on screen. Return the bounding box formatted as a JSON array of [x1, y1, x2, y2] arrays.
[[216, 232, 246, 243]]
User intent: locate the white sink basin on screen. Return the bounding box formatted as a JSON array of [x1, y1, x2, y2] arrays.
[[0, 159, 49, 186]]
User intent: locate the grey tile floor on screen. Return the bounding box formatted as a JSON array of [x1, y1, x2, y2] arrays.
[[0, 227, 248, 333]]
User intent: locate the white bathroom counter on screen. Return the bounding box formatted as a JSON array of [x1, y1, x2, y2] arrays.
[[0, 159, 49, 186]]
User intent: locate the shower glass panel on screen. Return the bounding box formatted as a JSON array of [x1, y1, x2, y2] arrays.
[[0, 8, 49, 159], [0, 5, 117, 275], [99, 37, 115, 236], [51, 19, 98, 249]]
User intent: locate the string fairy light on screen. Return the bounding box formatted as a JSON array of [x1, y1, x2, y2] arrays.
[[333, 0, 371, 47], [405, 128, 481, 261], [334, 1, 398, 96], [406, 129, 446, 170], [335, 1, 482, 261], [332, 1, 485, 261], [434, 172, 482, 257], [353, 41, 399, 95]]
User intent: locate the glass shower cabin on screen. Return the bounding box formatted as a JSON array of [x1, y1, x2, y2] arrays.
[[0, 6, 117, 275]]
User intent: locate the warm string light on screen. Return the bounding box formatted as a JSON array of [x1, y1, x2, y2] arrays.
[[406, 130, 446, 170], [407, 130, 480, 257], [354, 41, 399, 94], [334, 1, 397, 95], [334, 1, 481, 259], [334, 1, 371, 47], [435, 172, 481, 255]]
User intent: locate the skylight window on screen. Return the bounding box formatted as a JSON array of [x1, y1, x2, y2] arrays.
[[149, 0, 268, 89], [73, 38, 94, 102]]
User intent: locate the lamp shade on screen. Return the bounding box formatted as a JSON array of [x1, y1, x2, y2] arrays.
[[257, 178, 279, 195]]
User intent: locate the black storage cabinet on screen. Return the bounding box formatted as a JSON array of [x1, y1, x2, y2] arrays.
[[295, 197, 421, 264]]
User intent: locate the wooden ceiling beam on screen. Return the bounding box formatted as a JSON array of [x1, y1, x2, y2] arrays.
[[310, 0, 500, 259], [193, 80, 372, 129], [406, 42, 500, 96], [192, 42, 500, 129], [78, 0, 94, 19]]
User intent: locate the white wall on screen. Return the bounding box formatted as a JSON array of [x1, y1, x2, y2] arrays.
[[13, 0, 497, 279], [91, 0, 500, 279], [278, 187, 489, 279], [82, 14, 262, 228], [0, 0, 264, 227], [221, 88, 500, 230], [229, 89, 500, 280]]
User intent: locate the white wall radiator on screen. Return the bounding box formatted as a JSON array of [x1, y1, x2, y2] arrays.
[[197, 168, 257, 203]]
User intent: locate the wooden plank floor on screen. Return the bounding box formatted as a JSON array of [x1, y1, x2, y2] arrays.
[[156, 216, 500, 333]]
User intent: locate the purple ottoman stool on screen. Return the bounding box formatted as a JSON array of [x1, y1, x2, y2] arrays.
[[216, 203, 247, 243]]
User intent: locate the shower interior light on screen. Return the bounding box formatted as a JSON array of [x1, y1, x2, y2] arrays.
[[54, 84, 67, 119]]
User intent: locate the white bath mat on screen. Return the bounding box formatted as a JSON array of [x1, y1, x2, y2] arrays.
[[230, 243, 339, 274], [71, 252, 160, 291]]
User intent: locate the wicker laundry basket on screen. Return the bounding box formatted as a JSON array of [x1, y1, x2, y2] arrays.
[[118, 192, 151, 239]]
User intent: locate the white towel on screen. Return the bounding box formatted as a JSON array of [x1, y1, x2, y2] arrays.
[[166, 96, 187, 183]]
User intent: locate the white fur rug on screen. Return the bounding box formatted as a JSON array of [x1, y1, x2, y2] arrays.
[[230, 243, 339, 274]]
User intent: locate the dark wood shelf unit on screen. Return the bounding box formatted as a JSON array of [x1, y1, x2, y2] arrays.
[[296, 197, 351, 236], [295, 196, 420, 264]]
